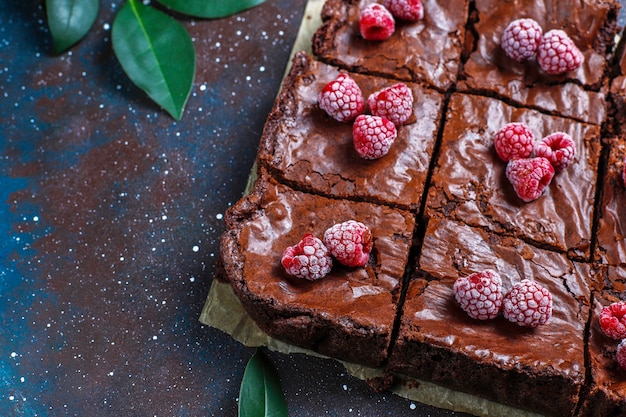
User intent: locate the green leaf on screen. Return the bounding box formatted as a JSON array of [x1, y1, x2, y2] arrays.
[[154, 0, 266, 19], [112, 0, 195, 120], [46, 0, 99, 53], [239, 349, 288, 417]]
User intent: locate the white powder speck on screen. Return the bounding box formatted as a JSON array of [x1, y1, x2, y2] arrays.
[[200, 84, 207, 91], [33, 216, 39, 222], [409, 403, 417, 410], [192, 246, 199, 253], [152, 335, 157, 340], [103, 23, 110, 30], [10, 352, 17, 358], [342, 384, 348, 391], [259, 66, 266, 72], [216, 213, 223, 220]]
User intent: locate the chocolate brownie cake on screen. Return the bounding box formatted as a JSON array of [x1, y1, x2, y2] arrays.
[[312, 0, 470, 91], [220, 173, 415, 367], [457, 0, 620, 124], [580, 291, 626, 416], [258, 51, 444, 210], [387, 217, 596, 417], [212, 0, 626, 415], [426, 92, 602, 260]]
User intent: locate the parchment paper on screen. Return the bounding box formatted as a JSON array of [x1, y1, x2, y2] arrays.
[[199, 1, 542, 415]]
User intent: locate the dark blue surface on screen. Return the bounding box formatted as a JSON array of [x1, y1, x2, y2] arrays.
[[8, 1, 623, 416]]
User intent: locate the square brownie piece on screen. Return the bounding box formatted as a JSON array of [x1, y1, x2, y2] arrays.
[[579, 292, 626, 416], [220, 174, 415, 367], [259, 51, 444, 210], [388, 217, 594, 416], [457, 0, 619, 125], [426, 93, 602, 260], [596, 139, 626, 267], [312, 0, 470, 91]]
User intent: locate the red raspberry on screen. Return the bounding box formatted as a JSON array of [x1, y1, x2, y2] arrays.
[[453, 270, 503, 320], [281, 234, 332, 280], [622, 157, 626, 188], [599, 302, 626, 340], [617, 340, 626, 370], [382, 0, 424, 22], [494, 122, 535, 162], [537, 29, 583, 75], [535, 132, 576, 172], [367, 83, 414, 127], [505, 157, 555, 202], [501, 18, 543, 62], [359, 3, 395, 41], [503, 279, 552, 327], [353, 114, 398, 159], [318, 73, 365, 123], [323, 220, 372, 267]]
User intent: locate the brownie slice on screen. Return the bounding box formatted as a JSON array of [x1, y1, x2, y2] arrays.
[[259, 51, 445, 210], [426, 92, 602, 260], [596, 139, 626, 268], [312, 0, 470, 91], [388, 217, 594, 417], [458, 0, 620, 125], [579, 291, 626, 416], [220, 174, 416, 367]]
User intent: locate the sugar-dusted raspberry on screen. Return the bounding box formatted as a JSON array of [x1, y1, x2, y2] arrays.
[[453, 270, 503, 320], [359, 3, 395, 41], [382, 0, 424, 22], [503, 279, 552, 327], [505, 157, 555, 202], [501, 18, 543, 62], [537, 29, 583, 75], [323, 220, 372, 267], [535, 132, 576, 172], [599, 301, 626, 340], [353, 114, 398, 159], [622, 157, 626, 187], [281, 233, 332, 280], [617, 340, 626, 370], [318, 73, 365, 122], [367, 83, 414, 127], [494, 122, 535, 162]]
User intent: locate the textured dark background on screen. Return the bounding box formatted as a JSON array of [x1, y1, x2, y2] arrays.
[[1, 1, 624, 416]]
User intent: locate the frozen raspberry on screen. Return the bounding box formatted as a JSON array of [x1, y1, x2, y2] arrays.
[[501, 18, 543, 62], [503, 279, 552, 327], [323, 220, 372, 267], [353, 114, 398, 159], [494, 122, 535, 162], [537, 29, 583, 75], [359, 3, 395, 41], [318, 73, 365, 122], [599, 302, 626, 340], [505, 157, 555, 202], [535, 132, 576, 172], [281, 234, 332, 280], [617, 340, 626, 370], [367, 83, 414, 127], [453, 270, 503, 320], [382, 0, 424, 22]]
